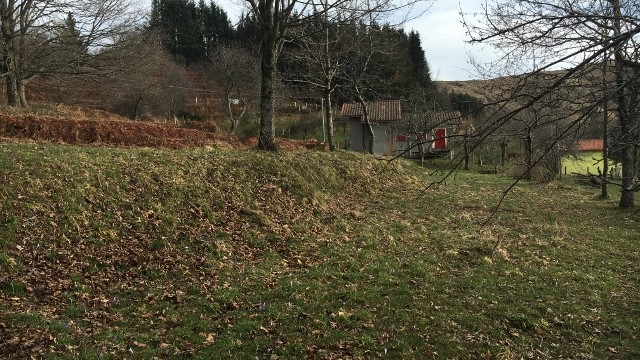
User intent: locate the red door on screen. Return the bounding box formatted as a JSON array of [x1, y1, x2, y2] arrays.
[[433, 128, 446, 149]]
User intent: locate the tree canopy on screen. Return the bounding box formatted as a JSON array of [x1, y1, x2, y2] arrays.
[[149, 0, 234, 64]]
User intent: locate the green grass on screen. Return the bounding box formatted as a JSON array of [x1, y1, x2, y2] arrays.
[[562, 151, 615, 176], [0, 143, 638, 359]]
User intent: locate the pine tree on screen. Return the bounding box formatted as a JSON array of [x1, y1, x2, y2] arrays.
[[235, 12, 261, 48], [55, 12, 88, 71], [149, 0, 161, 30], [147, 0, 234, 64], [61, 13, 85, 50], [407, 30, 433, 89]]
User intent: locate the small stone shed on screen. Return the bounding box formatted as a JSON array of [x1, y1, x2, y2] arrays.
[[340, 100, 402, 155]]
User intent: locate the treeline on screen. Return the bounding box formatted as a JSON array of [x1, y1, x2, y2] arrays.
[[145, 1, 439, 113], [10, 0, 446, 130], [281, 22, 436, 105], [145, 2, 484, 117]]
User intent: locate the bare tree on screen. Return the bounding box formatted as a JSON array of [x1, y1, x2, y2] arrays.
[[95, 30, 190, 120], [342, 22, 378, 154], [282, 4, 373, 151], [464, 0, 640, 208], [209, 44, 260, 133], [0, 0, 141, 107]]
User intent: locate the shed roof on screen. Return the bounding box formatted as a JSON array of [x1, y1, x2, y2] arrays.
[[574, 139, 603, 151], [403, 111, 464, 127], [340, 100, 402, 123]]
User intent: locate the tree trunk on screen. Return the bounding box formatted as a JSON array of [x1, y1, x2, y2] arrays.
[[612, 0, 634, 208], [257, 17, 278, 151], [258, 50, 277, 150], [365, 122, 374, 154], [619, 137, 635, 208], [1, 2, 18, 107], [132, 94, 143, 120], [601, 73, 609, 198], [0, 1, 19, 106], [525, 129, 533, 180], [18, 81, 27, 108], [226, 92, 238, 133], [463, 136, 470, 170], [3, 43, 17, 106], [500, 138, 507, 167], [322, 6, 336, 152], [5, 73, 17, 106], [356, 96, 374, 154], [417, 133, 424, 164], [600, 26, 609, 198], [323, 88, 336, 151]]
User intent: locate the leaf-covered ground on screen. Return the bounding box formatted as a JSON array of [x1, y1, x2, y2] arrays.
[[0, 103, 326, 151], [0, 143, 638, 359]]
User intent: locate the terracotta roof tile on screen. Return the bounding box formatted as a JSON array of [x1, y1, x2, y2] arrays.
[[403, 111, 463, 127], [340, 100, 402, 123], [575, 139, 603, 151]]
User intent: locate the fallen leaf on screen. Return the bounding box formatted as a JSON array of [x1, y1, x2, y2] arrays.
[[203, 333, 215, 344]]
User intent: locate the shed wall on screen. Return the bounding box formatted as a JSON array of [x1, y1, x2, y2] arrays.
[[349, 119, 365, 152], [348, 120, 393, 155]]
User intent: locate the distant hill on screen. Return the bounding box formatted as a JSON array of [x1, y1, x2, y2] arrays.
[[436, 79, 497, 103], [436, 64, 611, 106]]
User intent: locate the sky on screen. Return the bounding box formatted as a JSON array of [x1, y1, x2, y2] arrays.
[[139, 0, 491, 81], [404, 0, 490, 81]]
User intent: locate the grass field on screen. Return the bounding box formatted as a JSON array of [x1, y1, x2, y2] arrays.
[[562, 151, 616, 176], [0, 143, 638, 359]]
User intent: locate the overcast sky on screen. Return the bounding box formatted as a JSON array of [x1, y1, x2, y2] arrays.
[[140, 0, 491, 81], [405, 0, 489, 81]]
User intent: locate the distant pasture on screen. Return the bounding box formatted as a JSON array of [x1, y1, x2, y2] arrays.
[[562, 151, 618, 177]]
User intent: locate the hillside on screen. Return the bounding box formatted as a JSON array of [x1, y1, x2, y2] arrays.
[[436, 65, 607, 106], [0, 144, 638, 358], [438, 79, 498, 104]]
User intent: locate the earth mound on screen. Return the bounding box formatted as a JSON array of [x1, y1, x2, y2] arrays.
[[0, 106, 327, 151]]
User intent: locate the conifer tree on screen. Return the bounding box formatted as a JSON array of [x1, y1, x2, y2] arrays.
[[407, 30, 432, 90], [149, 0, 233, 64]]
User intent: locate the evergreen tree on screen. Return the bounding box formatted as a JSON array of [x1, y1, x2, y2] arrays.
[[53, 12, 88, 72], [149, 0, 161, 29], [449, 91, 483, 116], [235, 12, 261, 48], [148, 0, 233, 64], [199, 0, 233, 58], [60, 13, 85, 51], [407, 30, 433, 89]]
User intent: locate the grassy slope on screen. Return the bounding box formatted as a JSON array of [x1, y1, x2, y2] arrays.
[[0, 144, 638, 359]]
